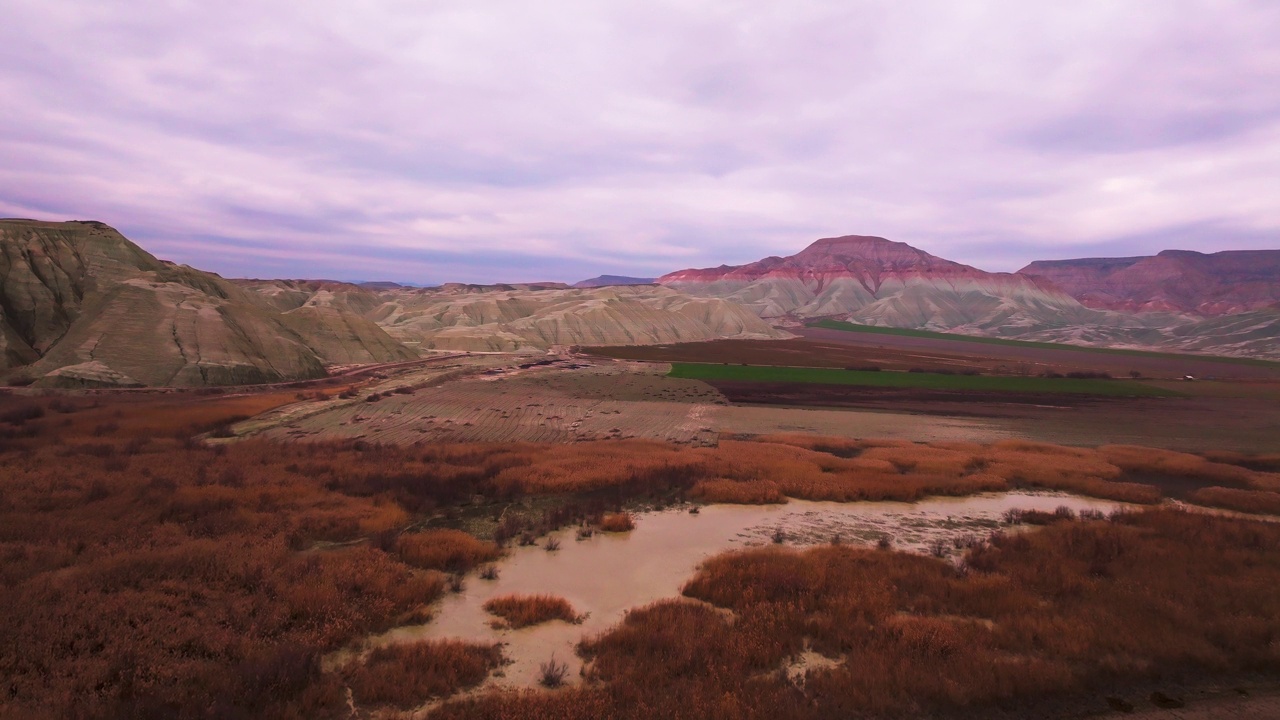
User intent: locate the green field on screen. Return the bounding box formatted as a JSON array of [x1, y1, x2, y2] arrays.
[[669, 362, 1184, 397], [809, 319, 1279, 368]]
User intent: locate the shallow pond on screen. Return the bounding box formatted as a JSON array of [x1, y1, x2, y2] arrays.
[[363, 491, 1131, 692]]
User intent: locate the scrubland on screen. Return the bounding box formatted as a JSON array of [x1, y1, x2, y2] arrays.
[[341, 640, 504, 710], [435, 509, 1280, 719], [3, 390, 1280, 718]]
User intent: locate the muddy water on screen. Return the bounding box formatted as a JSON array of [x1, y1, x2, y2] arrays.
[[368, 492, 1129, 691]]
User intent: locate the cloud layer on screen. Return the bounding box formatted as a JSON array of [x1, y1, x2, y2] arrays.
[[2, 1, 1278, 282]]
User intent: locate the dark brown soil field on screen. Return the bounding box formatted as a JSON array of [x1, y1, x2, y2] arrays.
[[709, 380, 1280, 453], [587, 334, 1280, 381], [798, 327, 1280, 380], [710, 380, 1115, 411]]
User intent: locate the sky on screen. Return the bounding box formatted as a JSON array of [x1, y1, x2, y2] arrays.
[[2, 1, 1278, 284]]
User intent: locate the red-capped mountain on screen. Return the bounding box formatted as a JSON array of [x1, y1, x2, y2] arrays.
[[1019, 249, 1280, 316], [658, 235, 1096, 332]]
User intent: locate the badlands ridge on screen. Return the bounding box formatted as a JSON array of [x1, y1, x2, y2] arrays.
[[1, 220, 1276, 387]]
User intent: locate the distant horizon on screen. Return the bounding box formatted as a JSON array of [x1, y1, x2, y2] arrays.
[[4, 215, 1275, 288], [5, 3, 1279, 284]]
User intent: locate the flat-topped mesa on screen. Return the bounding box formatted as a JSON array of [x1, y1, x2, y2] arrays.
[[1020, 248, 1280, 316]]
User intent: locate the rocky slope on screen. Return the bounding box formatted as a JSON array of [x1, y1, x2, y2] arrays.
[[0, 221, 411, 386], [369, 284, 789, 352], [232, 280, 418, 365], [1019, 250, 1280, 315]]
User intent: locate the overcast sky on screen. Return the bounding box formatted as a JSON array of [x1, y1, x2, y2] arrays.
[[2, 1, 1278, 283]]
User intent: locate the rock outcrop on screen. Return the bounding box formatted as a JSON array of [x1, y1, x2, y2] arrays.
[[1019, 250, 1280, 315]]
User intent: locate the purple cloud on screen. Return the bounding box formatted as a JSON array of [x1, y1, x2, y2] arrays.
[[1, 1, 1278, 282]]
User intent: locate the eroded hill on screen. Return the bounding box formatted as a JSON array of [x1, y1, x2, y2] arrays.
[[1019, 249, 1280, 315], [0, 221, 789, 386], [0, 221, 414, 386], [659, 234, 1280, 359]]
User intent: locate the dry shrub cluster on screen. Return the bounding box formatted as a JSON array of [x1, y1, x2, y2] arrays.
[[1100, 444, 1278, 489], [436, 509, 1280, 719], [691, 478, 785, 504], [598, 512, 636, 532], [340, 639, 503, 710], [483, 594, 584, 629], [394, 529, 501, 573], [1187, 486, 1280, 515], [0, 397, 479, 718]]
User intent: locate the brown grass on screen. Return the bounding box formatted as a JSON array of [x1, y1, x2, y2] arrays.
[[1187, 486, 1280, 515], [1100, 444, 1264, 487], [690, 478, 785, 504], [483, 594, 584, 629], [395, 529, 501, 572], [342, 639, 504, 709], [436, 509, 1280, 719], [598, 512, 636, 532], [7, 388, 1280, 716]]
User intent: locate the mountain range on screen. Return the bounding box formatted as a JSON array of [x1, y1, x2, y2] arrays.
[[2, 221, 1277, 387], [0, 220, 783, 387], [1019, 250, 1280, 315], [658, 235, 1280, 358]]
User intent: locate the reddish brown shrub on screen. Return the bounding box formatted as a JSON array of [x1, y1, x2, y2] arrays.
[[691, 478, 785, 504], [598, 512, 636, 532], [1188, 486, 1280, 515], [394, 529, 501, 573], [342, 639, 503, 709], [483, 594, 584, 628]]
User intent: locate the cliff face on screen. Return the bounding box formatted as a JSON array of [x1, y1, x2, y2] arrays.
[[0, 220, 411, 386], [659, 235, 1094, 332], [1020, 250, 1280, 315]]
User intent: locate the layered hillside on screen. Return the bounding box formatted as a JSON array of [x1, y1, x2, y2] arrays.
[[0, 221, 411, 386], [232, 280, 418, 365], [659, 235, 1104, 333], [659, 234, 1280, 359], [370, 285, 790, 352], [1019, 250, 1280, 315]]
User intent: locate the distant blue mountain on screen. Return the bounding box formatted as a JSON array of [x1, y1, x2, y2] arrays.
[[573, 275, 657, 288]]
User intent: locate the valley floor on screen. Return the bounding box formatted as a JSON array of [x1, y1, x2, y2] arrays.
[[3, 338, 1280, 719]]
